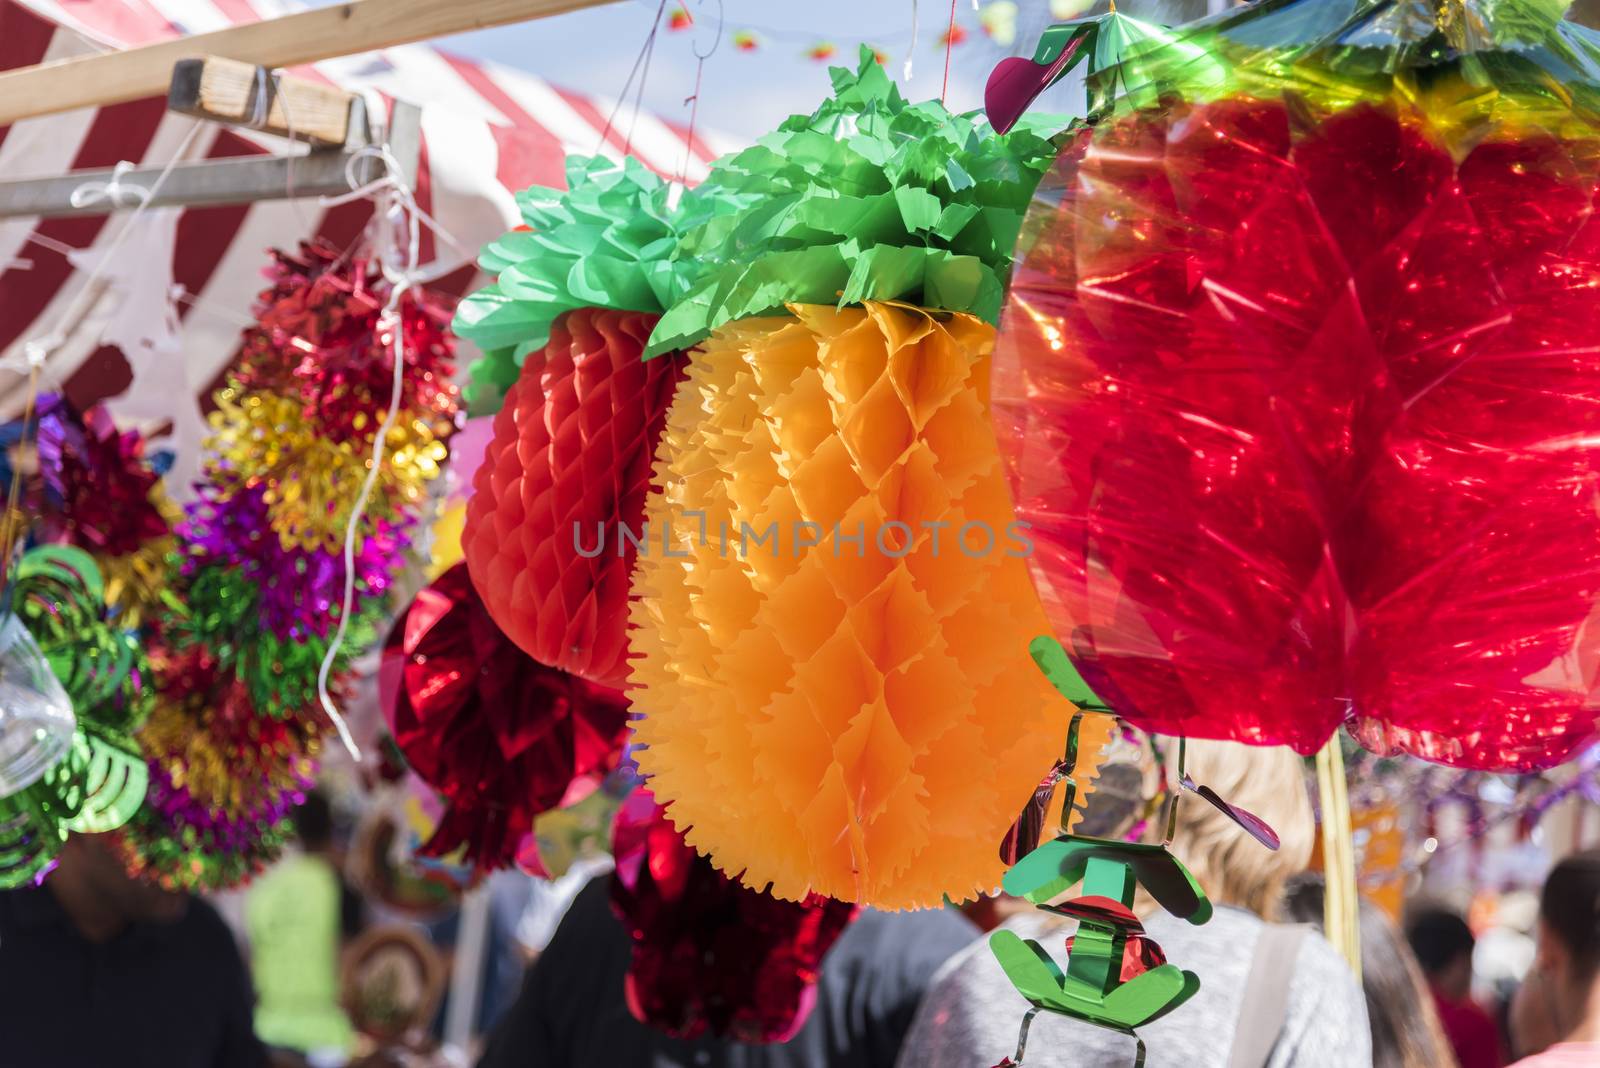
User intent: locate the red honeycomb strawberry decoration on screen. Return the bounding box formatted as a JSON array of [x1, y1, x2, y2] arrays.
[[465, 308, 683, 689]]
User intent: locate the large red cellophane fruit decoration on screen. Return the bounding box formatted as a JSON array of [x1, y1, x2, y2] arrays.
[[992, 0, 1600, 771], [382, 563, 631, 870], [464, 308, 686, 689], [610, 788, 857, 1042]]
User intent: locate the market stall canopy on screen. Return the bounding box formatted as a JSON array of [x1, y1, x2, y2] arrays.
[[0, 0, 740, 493]]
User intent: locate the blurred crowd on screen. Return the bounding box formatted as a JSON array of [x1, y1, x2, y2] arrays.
[[3, 739, 1598, 1068]]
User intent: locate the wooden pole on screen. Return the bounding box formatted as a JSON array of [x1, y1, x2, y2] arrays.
[[0, 0, 619, 127]]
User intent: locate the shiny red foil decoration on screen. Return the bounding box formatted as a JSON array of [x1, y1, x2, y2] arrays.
[[609, 789, 858, 1043], [464, 308, 686, 689], [45, 400, 171, 556], [234, 241, 460, 441], [381, 563, 631, 870], [993, 100, 1600, 772]]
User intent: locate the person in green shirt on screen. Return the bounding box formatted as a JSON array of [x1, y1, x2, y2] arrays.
[[246, 791, 356, 1064]]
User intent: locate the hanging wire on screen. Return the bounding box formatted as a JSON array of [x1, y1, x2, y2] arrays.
[[941, 0, 960, 103], [677, 0, 725, 187], [599, 0, 670, 156], [906, 0, 921, 79], [312, 143, 425, 764], [1162, 735, 1186, 846], [626, 5, 666, 157]]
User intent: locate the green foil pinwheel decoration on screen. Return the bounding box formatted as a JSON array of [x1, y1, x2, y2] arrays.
[[0, 546, 149, 888]]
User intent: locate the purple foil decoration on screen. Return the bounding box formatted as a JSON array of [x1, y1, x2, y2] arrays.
[[181, 482, 411, 640], [142, 760, 310, 850]]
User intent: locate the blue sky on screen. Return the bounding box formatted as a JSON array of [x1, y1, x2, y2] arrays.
[[429, 0, 1092, 143]]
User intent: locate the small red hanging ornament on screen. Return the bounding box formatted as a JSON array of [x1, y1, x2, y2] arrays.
[[610, 789, 858, 1043], [463, 308, 685, 690], [234, 241, 460, 443], [381, 563, 631, 871], [668, 4, 692, 30]]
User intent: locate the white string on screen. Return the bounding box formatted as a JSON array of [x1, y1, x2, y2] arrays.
[[311, 143, 425, 765], [268, 67, 320, 233], [170, 285, 256, 328], [324, 177, 478, 271], [68, 160, 154, 211], [21, 231, 79, 259], [248, 65, 272, 128]]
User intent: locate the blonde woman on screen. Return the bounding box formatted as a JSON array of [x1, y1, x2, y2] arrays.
[[897, 739, 1370, 1068]]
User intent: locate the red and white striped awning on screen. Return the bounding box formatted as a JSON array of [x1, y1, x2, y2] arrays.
[[0, 0, 738, 486]]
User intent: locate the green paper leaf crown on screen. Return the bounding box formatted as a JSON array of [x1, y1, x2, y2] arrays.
[[452, 154, 748, 412], [644, 46, 1066, 357]]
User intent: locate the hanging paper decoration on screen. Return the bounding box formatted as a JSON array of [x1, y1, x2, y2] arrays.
[[27, 396, 172, 558], [627, 45, 1075, 908], [630, 306, 1063, 908], [465, 309, 684, 689], [940, 22, 970, 47], [456, 159, 721, 697], [645, 49, 1061, 357], [668, 4, 693, 30], [610, 789, 858, 1042], [733, 30, 760, 51], [204, 241, 453, 554], [628, 49, 1069, 908], [989, 0, 1600, 772], [382, 564, 631, 872], [452, 157, 733, 413], [806, 42, 838, 62]]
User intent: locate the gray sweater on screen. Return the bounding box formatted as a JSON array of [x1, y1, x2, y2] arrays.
[[897, 905, 1372, 1068]]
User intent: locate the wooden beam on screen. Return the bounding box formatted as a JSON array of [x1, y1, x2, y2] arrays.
[[168, 56, 355, 147], [0, 0, 619, 127]]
